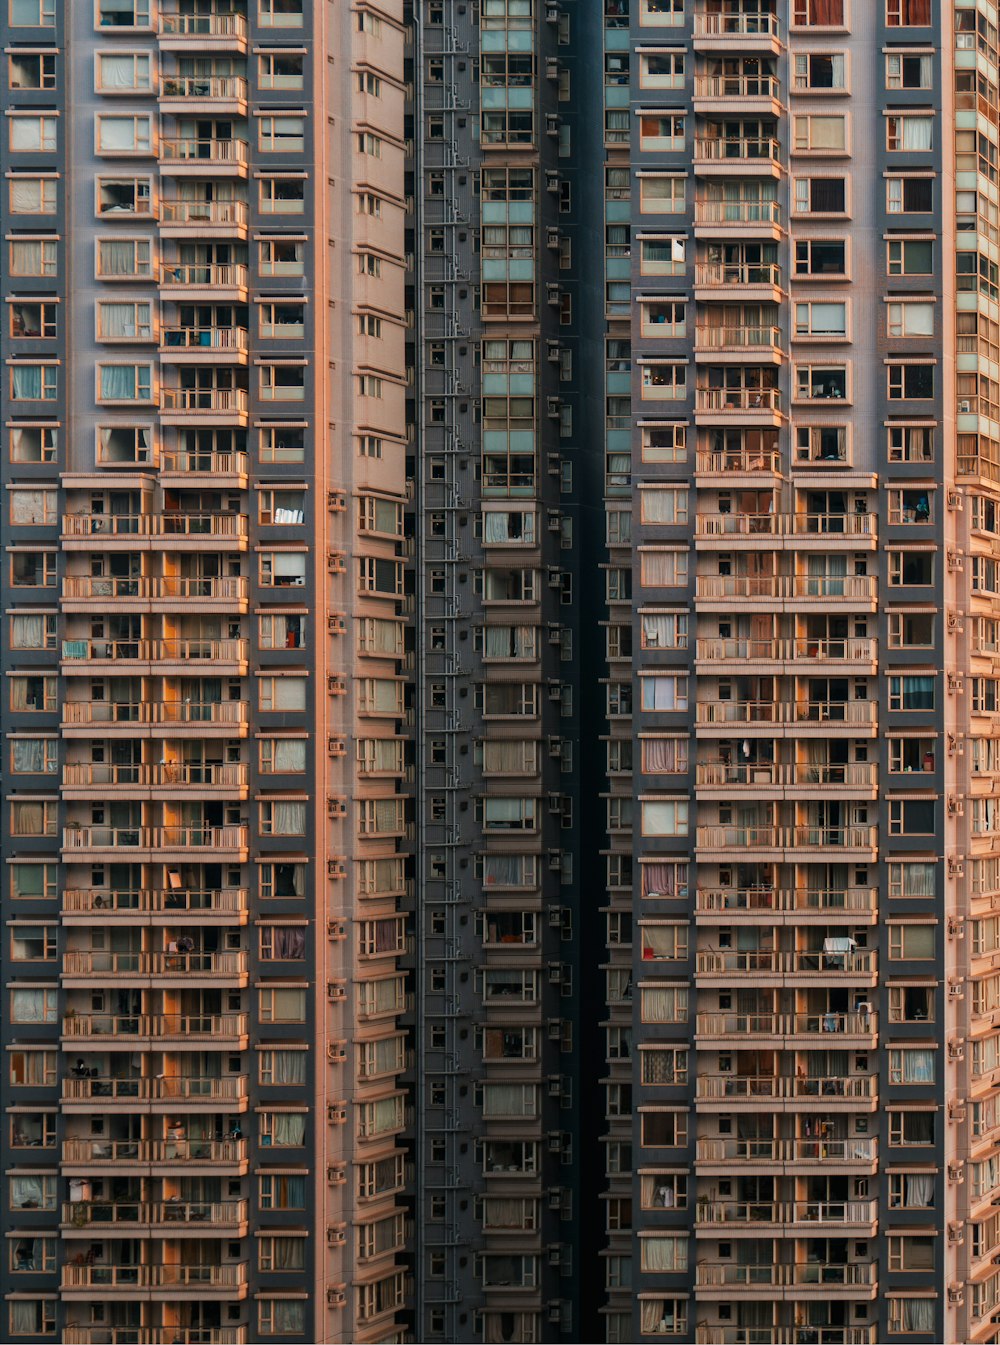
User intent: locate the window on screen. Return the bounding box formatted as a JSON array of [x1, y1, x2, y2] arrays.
[[641, 363, 685, 400], [887, 176, 933, 213], [97, 237, 152, 278], [259, 676, 307, 712], [887, 302, 934, 337], [96, 0, 151, 26], [888, 363, 934, 400], [96, 300, 153, 342], [258, 988, 307, 1023], [793, 176, 846, 213], [9, 238, 57, 277], [639, 176, 685, 213], [888, 424, 935, 463], [888, 1236, 935, 1272], [640, 1235, 688, 1273], [10, 553, 55, 588], [794, 301, 847, 338], [793, 114, 847, 153], [260, 114, 305, 154], [97, 363, 152, 402], [888, 1299, 937, 1335], [9, 175, 57, 215], [794, 239, 846, 277], [258, 1300, 305, 1335], [10, 738, 57, 774], [9, 363, 57, 401], [96, 176, 151, 217], [258, 1236, 306, 1271], [96, 51, 152, 91], [11, 614, 57, 649], [259, 0, 304, 26], [639, 550, 688, 588], [887, 116, 933, 152], [11, 864, 56, 900], [259, 51, 304, 90], [641, 798, 689, 836], [639, 113, 685, 152], [9, 114, 57, 153], [95, 114, 151, 155], [259, 176, 306, 215], [259, 799, 307, 836], [260, 363, 306, 401], [793, 0, 845, 24], [888, 675, 935, 710], [11, 988, 57, 1023], [12, 0, 56, 23], [888, 239, 933, 275], [889, 1049, 936, 1084], [793, 53, 846, 90], [888, 922, 936, 957], [8, 1301, 55, 1336], [259, 614, 305, 651], [259, 424, 305, 464], [259, 237, 305, 277], [886, 51, 933, 89], [259, 301, 305, 340], [887, 0, 931, 24]]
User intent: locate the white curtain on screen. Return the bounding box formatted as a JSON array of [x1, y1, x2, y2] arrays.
[[11, 366, 42, 399], [904, 1050, 935, 1083], [905, 1174, 935, 1206], [10, 178, 45, 212], [13, 740, 49, 772], [10, 1303, 40, 1334], [272, 1113, 306, 1146], [100, 55, 140, 89], [643, 738, 684, 773], [11, 615, 45, 649], [97, 240, 136, 276], [271, 1051, 306, 1085], [483, 855, 528, 886], [641, 676, 685, 711], [902, 117, 933, 150], [371, 680, 399, 712], [902, 1300, 934, 1332], [99, 365, 139, 400], [274, 678, 307, 710], [11, 1175, 49, 1207], [99, 302, 146, 339], [640, 1236, 687, 1272], [11, 490, 49, 524], [641, 489, 684, 523], [10, 241, 42, 274], [484, 740, 533, 773], [273, 740, 306, 772], [642, 800, 687, 835], [99, 117, 148, 152]]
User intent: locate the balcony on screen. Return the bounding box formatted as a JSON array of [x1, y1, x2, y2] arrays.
[[695, 1073, 877, 1108], [696, 823, 878, 861], [692, 11, 783, 52], [694, 1011, 877, 1045], [161, 448, 249, 483], [159, 10, 249, 49], [62, 1136, 247, 1170], [61, 701, 249, 736], [694, 260, 783, 301], [61, 949, 248, 987], [694, 513, 875, 545], [62, 825, 250, 861], [159, 76, 248, 113], [696, 1332, 876, 1345], [695, 444, 783, 475], [692, 136, 782, 176], [696, 1262, 876, 1291], [694, 700, 876, 731], [696, 1137, 878, 1167], [695, 1199, 878, 1232], [160, 327, 249, 363], [695, 886, 878, 920], [695, 636, 876, 671], [694, 324, 783, 361], [160, 262, 249, 301], [694, 574, 878, 610], [159, 138, 249, 176], [159, 200, 249, 238], [695, 761, 877, 794], [61, 575, 249, 611], [61, 1075, 248, 1109], [62, 761, 249, 798], [61, 1199, 248, 1234], [61, 637, 249, 675], [62, 887, 248, 923], [61, 512, 248, 548], [693, 74, 782, 114], [61, 1261, 248, 1297], [65, 1329, 247, 1345], [695, 946, 877, 979], [61, 1012, 249, 1046], [694, 198, 784, 238]]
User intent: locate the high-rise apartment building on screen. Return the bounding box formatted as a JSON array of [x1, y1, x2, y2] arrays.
[[3, 1, 1000, 1344]]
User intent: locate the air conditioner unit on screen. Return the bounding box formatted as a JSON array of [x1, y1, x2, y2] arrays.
[[327, 1162, 346, 1184], [326, 1286, 347, 1308], [327, 857, 347, 879], [328, 612, 347, 634], [948, 1161, 965, 1183], [327, 1224, 347, 1246], [948, 1222, 965, 1244], [327, 1103, 347, 1126], [327, 489, 347, 511], [947, 490, 963, 509], [948, 1285, 964, 1306], [949, 980, 965, 999]]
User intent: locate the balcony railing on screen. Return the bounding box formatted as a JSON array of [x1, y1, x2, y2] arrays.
[[696, 1199, 877, 1226], [159, 138, 248, 167], [696, 637, 876, 663], [62, 636, 247, 665], [695, 575, 877, 602], [61, 701, 248, 728], [62, 1075, 246, 1105], [161, 326, 248, 353], [694, 324, 782, 350], [62, 575, 249, 602], [694, 701, 876, 727], [65, 1329, 247, 1345], [62, 512, 247, 539], [694, 513, 874, 539], [696, 948, 876, 975], [695, 387, 782, 415], [693, 137, 781, 164], [160, 76, 248, 101], [693, 13, 782, 39], [62, 1012, 248, 1039], [62, 1199, 247, 1229], [62, 1263, 246, 1290], [62, 950, 248, 977], [63, 762, 248, 789], [62, 1137, 246, 1165], [695, 446, 782, 473], [696, 1074, 877, 1101], [696, 1262, 875, 1288], [62, 887, 248, 916], [696, 1137, 877, 1165], [694, 261, 782, 287], [695, 1011, 876, 1038], [698, 825, 877, 852], [162, 449, 249, 475], [695, 762, 877, 788], [160, 262, 249, 290], [696, 1331, 875, 1345], [159, 12, 249, 40], [695, 886, 877, 915], [63, 825, 249, 852], [159, 200, 249, 230], [693, 75, 781, 99], [694, 199, 783, 227]]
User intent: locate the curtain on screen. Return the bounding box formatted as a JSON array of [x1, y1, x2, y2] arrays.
[[271, 1051, 306, 1085], [97, 240, 135, 276], [99, 117, 146, 152], [368, 1096, 403, 1134], [641, 551, 685, 586], [643, 738, 683, 773], [902, 1300, 934, 1333], [373, 739, 401, 771], [12, 801, 44, 834], [642, 490, 682, 523], [371, 680, 398, 712], [905, 1050, 935, 1083], [484, 513, 511, 543], [100, 303, 143, 339], [642, 926, 681, 959], [271, 802, 306, 835], [640, 1237, 686, 1272], [100, 55, 138, 89], [642, 800, 687, 836], [272, 1238, 305, 1270], [903, 0, 931, 19], [484, 741, 533, 773], [99, 365, 138, 400], [905, 1174, 934, 1207], [369, 619, 400, 654], [272, 740, 306, 772], [641, 1302, 671, 1334], [274, 1302, 305, 1333], [13, 740, 47, 772], [10, 178, 43, 212], [902, 862, 936, 896], [642, 615, 673, 647], [483, 1084, 532, 1118], [903, 676, 934, 709], [11, 366, 42, 399], [374, 798, 402, 832], [902, 117, 933, 151], [485, 798, 527, 825], [10, 1303, 39, 1334], [11, 1175, 48, 1207], [642, 863, 675, 897], [271, 927, 306, 959], [272, 1113, 306, 1146], [483, 855, 527, 886], [11, 490, 49, 524], [641, 676, 684, 711], [641, 988, 685, 1022]]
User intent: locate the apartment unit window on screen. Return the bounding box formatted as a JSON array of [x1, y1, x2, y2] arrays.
[[887, 175, 933, 213], [96, 0, 151, 26], [259, 800, 307, 835], [640, 986, 688, 1023], [888, 1237, 935, 1272], [261, 363, 306, 401], [97, 237, 152, 278], [639, 1235, 687, 1273], [888, 239, 933, 275], [9, 175, 57, 214], [259, 1049, 306, 1086], [888, 862, 936, 898], [259, 676, 307, 712], [639, 236, 685, 277], [888, 424, 934, 462], [640, 1047, 688, 1085], [10, 863, 56, 900], [886, 116, 933, 152], [886, 52, 933, 89], [887, 0, 932, 23], [793, 115, 847, 153], [640, 798, 689, 836], [639, 549, 688, 588], [794, 301, 847, 337], [258, 988, 306, 1023], [888, 675, 935, 710], [793, 176, 846, 214], [794, 239, 846, 276], [97, 362, 152, 403], [258, 1237, 305, 1272], [888, 1049, 935, 1084], [888, 921, 935, 956], [259, 51, 305, 89], [639, 175, 685, 213], [11, 615, 56, 650], [9, 363, 57, 401], [11, 988, 57, 1023], [95, 114, 151, 155], [96, 300, 153, 342], [9, 1235, 55, 1272], [96, 51, 151, 91], [887, 301, 934, 337], [258, 1300, 305, 1336], [9, 114, 57, 152], [888, 363, 934, 399], [8, 1302, 55, 1337], [888, 1300, 935, 1335], [259, 237, 305, 276], [11, 0, 56, 24], [793, 53, 846, 90], [260, 0, 304, 25]]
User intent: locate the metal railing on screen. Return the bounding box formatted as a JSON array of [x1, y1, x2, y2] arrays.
[[696, 637, 876, 662], [62, 1012, 248, 1039], [695, 886, 877, 914], [159, 200, 249, 229], [62, 887, 247, 915], [159, 138, 248, 166], [160, 76, 248, 100], [62, 950, 247, 976], [61, 1075, 247, 1103]]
